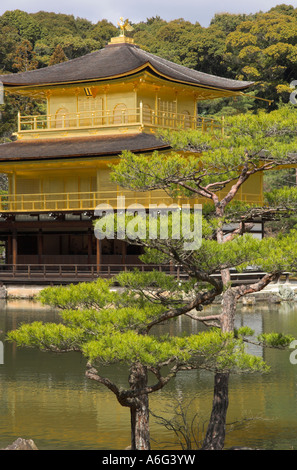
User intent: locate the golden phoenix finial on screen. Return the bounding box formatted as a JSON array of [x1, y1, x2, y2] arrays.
[[117, 17, 134, 36]]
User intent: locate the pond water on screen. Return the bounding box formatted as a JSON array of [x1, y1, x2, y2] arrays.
[[1, 298, 297, 450]]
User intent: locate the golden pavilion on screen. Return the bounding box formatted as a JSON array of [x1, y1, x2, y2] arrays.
[[0, 27, 259, 280]]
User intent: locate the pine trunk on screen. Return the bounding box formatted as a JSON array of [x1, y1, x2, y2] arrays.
[[202, 286, 236, 450], [129, 362, 150, 450], [202, 372, 230, 450]]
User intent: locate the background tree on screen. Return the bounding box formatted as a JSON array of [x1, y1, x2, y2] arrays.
[[110, 105, 297, 449], [48, 44, 67, 66], [88, 19, 118, 48], [12, 39, 38, 72], [224, 8, 297, 108], [0, 9, 41, 45]]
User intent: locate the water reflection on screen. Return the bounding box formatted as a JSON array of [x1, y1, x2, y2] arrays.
[[1, 300, 297, 450]]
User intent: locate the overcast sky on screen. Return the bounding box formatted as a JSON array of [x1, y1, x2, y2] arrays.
[[0, 0, 296, 26]]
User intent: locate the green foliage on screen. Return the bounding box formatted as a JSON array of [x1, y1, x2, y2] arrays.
[[38, 278, 116, 310], [60, 305, 166, 333], [265, 186, 297, 207], [7, 278, 269, 376], [48, 44, 67, 66], [235, 326, 255, 337], [110, 108, 297, 281], [0, 11, 116, 78], [7, 321, 84, 351], [0, 10, 41, 45], [112, 107, 297, 200], [12, 39, 38, 72], [88, 19, 118, 46], [117, 269, 186, 294], [7, 304, 267, 375], [234, 231, 297, 273], [224, 9, 297, 107], [83, 330, 187, 366], [257, 332, 295, 348], [263, 168, 296, 193], [83, 328, 268, 372]]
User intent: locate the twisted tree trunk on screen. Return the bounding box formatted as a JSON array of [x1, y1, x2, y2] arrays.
[[86, 361, 151, 450], [129, 362, 150, 450]]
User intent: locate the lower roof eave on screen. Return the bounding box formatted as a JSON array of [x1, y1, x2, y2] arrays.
[[0, 133, 171, 163]]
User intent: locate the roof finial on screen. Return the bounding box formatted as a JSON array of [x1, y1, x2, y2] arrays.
[[117, 17, 134, 37], [108, 18, 135, 45]]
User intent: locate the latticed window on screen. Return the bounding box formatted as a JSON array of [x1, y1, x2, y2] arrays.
[[157, 99, 177, 114], [77, 96, 104, 126], [78, 95, 103, 113]]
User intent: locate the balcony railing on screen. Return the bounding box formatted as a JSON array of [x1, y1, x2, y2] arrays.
[[0, 189, 191, 213], [0, 264, 288, 285], [17, 105, 224, 135], [0, 189, 262, 213]]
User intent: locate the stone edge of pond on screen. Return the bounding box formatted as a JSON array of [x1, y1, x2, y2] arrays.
[[1, 283, 297, 304]]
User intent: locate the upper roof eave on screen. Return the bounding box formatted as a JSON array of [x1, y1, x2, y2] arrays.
[[0, 42, 254, 93], [3, 67, 252, 95]]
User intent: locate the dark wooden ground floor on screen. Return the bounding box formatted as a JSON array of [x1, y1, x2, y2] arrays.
[[0, 211, 176, 283], [0, 211, 144, 268], [0, 212, 268, 285]]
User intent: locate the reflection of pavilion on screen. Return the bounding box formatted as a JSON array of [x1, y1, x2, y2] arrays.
[[0, 27, 255, 281]]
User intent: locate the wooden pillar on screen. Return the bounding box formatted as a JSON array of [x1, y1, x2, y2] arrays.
[[38, 229, 43, 265], [12, 229, 17, 267], [7, 236, 12, 264], [96, 238, 101, 273], [193, 94, 198, 129], [96, 169, 100, 205], [12, 172, 16, 211], [121, 241, 126, 266], [4, 239, 8, 264], [88, 228, 92, 265]]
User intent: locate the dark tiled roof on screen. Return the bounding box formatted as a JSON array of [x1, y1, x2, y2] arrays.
[[0, 42, 253, 91], [0, 133, 171, 162]]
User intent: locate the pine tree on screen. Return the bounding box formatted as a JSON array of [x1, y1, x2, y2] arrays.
[[12, 39, 38, 72], [48, 44, 67, 66], [110, 105, 297, 449]]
